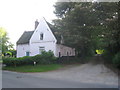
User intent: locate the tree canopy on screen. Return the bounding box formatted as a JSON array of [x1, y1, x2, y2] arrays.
[[53, 2, 119, 58], [0, 27, 14, 55]]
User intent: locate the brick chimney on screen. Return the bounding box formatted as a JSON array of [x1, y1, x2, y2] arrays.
[[35, 19, 39, 29]]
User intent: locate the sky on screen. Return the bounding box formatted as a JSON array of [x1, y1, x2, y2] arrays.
[[0, 0, 57, 49]]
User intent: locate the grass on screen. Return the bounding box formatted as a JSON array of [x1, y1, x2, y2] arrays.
[[0, 60, 2, 63], [3, 64, 62, 72]]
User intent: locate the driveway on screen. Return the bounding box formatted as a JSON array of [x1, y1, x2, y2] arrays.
[[26, 63, 119, 87], [2, 63, 119, 88]]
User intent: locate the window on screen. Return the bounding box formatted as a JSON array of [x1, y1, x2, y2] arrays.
[[40, 33, 43, 40], [26, 52, 30, 56], [39, 47, 45, 54]]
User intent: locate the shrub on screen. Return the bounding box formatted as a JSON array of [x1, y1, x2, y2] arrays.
[[31, 54, 42, 64], [57, 56, 81, 64], [3, 57, 17, 66], [40, 51, 57, 64], [20, 56, 33, 65], [102, 50, 114, 64], [32, 51, 57, 64], [112, 52, 120, 69], [3, 51, 57, 66]]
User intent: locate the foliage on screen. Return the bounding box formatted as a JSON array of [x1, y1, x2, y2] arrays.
[[0, 27, 14, 55], [3, 64, 62, 72], [53, 2, 120, 69], [102, 2, 119, 66], [102, 50, 114, 64], [112, 52, 120, 69], [9, 49, 16, 57], [3, 51, 57, 66], [57, 56, 80, 64], [5, 51, 12, 56], [31, 51, 57, 64], [53, 2, 118, 57], [96, 50, 104, 54], [3, 57, 17, 66]]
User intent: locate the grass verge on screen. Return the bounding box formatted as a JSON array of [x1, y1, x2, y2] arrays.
[[3, 64, 62, 72]]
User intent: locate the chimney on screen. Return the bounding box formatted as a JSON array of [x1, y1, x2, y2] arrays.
[[35, 19, 39, 30]]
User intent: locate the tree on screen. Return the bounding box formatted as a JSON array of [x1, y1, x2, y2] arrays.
[[0, 27, 14, 55], [53, 2, 118, 58]]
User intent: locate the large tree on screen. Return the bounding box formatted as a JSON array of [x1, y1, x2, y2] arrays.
[[53, 2, 118, 57]]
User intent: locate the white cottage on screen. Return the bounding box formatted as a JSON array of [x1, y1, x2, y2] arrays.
[[16, 17, 75, 57]]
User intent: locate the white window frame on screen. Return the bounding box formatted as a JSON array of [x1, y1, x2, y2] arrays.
[[39, 47, 45, 54]]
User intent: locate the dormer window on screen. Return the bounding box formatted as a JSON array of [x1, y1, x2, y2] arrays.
[[40, 33, 43, 40]]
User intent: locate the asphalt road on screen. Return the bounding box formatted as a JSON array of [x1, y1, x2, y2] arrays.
[[2, 71, 118, 88]]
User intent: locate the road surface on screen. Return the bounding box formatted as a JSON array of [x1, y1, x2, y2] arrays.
[[2, 70, 118, 88]]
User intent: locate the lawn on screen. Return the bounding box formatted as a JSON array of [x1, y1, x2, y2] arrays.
[[0, 60, 2, 63], [3, 64, 62, 72]]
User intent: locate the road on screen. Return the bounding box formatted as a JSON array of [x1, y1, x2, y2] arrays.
[[2, 70, 118, 88]]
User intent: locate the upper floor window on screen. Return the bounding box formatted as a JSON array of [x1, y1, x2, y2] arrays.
[[40, 33, 43, 40]]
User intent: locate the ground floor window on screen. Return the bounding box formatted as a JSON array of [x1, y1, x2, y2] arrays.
[[26, 52, 30, 56], [39, 47, 45, 54]]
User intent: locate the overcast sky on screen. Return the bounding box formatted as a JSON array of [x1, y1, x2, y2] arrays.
[[0, 0, 57, 49]]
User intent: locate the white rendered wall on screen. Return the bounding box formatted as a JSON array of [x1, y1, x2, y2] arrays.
[[30, 18, 57, 44], [30, 42, 57, 56], [16, 44, 30, 57], [56, 44, 75, 57], [29, 17, 57, 56]]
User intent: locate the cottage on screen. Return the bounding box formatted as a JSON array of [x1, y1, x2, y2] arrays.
[[16, 17, 75, 57]]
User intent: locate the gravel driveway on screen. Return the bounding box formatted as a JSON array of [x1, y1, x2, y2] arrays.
[[27, 63, 119, 87]]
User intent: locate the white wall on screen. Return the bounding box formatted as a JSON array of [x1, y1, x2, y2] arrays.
[[17, 44, 30, 57], [30, 18, 57, 44], [30, 42, 56, 56], [29, 17, 57, 56], [56, 44, 75, 57]]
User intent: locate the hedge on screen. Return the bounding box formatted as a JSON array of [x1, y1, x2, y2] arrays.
[[3, 51, 83, 67], [112, 52, 120, 69], [3, 51, 57, 66]]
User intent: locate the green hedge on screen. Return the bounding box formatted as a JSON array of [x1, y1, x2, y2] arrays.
[[112, 52, 120, 69], [57, 56, 81, 64], [3, 51, 57, 66], [31, 51, 57, 64], [102, 50, 114, 64]]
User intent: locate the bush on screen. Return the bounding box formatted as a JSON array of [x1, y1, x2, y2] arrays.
[[32, 51, 57, 64], [112, 52, 120, 69], [57, 56, 81, 64], [3, 57, 17, 66], [102, 50, 114, 64], [20, 56, 33, 65], [40, 51, 57, 64], [3, 51, 57, 66]]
